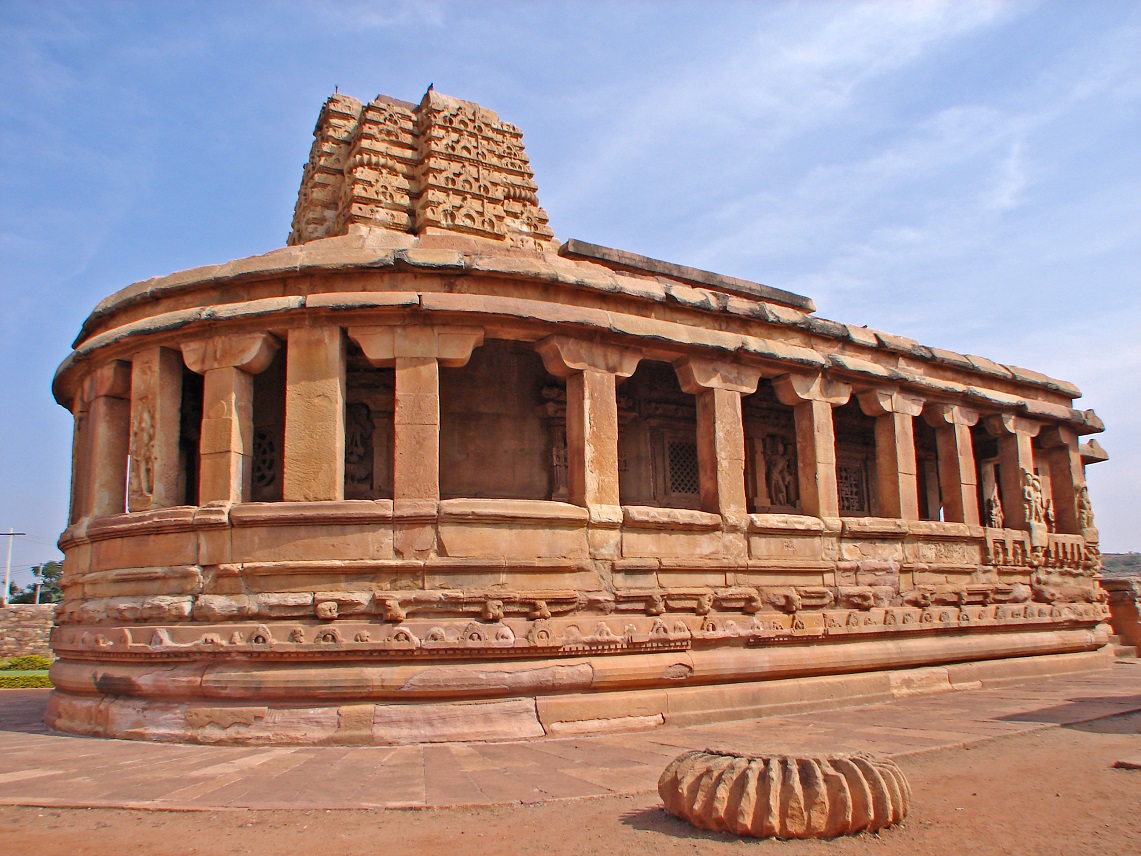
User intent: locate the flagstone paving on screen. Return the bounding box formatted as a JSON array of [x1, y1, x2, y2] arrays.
[[0, 663, 1137, 811]]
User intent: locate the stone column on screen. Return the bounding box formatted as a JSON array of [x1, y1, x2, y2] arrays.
[[923, 404, 980, 526], [347, 326, 484, 504], [674, 357, 764, 518], [536, 337, 642, 510], [128, 347, 184, 512], [67, 394, 91, 524], [82, 361, 132, 519], [857, 389, 924, 521], [773, 373, 851, 518], [1038, 424, 1083, 535], [283, 326, 346, 502], [984, 414, 1040, 534], [182, 334, 280, 504]]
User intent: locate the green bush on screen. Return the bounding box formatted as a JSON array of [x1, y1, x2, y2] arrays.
[[0, 674, 52, 688], [0, 655, 53, 671]]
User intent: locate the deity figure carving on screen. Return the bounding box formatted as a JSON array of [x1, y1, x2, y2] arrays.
[[763, 435, 798, 508], [1021, 468, 1050, 548], [345, 402, 374, 495], [985, 482, 1004, 529], [1076, 483, 1096, 531], [132, 406, 155, 499]]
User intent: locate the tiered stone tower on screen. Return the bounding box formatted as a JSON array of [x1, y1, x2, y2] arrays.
[[288, 90, 556, 250]]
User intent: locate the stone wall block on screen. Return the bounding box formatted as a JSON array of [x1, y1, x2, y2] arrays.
[[284, 326, 346, 502]]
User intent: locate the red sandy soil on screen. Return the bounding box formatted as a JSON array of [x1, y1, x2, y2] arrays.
[[2, 711, 1138, 856]]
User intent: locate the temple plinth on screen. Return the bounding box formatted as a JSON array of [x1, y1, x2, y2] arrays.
[[48, 89, 1111, 745]]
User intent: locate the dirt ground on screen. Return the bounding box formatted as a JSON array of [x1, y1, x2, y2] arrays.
[[2, 711, 1137, 856]]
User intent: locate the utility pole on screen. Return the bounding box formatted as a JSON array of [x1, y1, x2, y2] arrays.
[[3, 529, 28, 607]]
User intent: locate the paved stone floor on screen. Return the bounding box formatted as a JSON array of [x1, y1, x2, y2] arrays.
[[1, 664, 1138, 811]]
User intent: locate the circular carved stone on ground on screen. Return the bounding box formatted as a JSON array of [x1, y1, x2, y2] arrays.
[[658, 749, 910, 839]]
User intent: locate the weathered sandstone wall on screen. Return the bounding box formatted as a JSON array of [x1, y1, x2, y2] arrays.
[[0, 605, 55, 658]]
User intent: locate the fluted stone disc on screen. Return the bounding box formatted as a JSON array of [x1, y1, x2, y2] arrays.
[[658, 748, 910, 839]]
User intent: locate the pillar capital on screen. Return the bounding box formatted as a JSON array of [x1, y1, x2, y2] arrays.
[[82, 360, 131, 402], [182, 333, 280, 375], [1036, 423, 1078, 449], [347, 325, 483, 367], [772, 372, 851, 407], [984, 413, 1040, 437], [856, 387, 924, 417], [923, 403, 979, 428], [673, 357, 763, 395], [535, 336, 641, 378]]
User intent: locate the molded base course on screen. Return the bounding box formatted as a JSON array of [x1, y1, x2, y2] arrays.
[[44, 646, 1113, 745]]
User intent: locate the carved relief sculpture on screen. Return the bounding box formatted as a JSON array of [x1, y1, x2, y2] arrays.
[[763, 434, 798, 508], [986, 481, 1005, 530], [345, 402, 375, 497], [1021, 467, 1050, 548]]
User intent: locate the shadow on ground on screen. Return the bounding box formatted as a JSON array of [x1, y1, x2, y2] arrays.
[[996, 694, 1141, 726], [619, 805, 729, 842], [0, 688, 53, 736]]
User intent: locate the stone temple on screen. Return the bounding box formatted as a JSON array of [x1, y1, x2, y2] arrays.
[[48, 89, 1112, 744]]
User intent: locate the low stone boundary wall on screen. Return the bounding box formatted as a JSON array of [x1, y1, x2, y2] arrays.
[[1101, 576, 1141, 648], [0, 605, 56, 658]]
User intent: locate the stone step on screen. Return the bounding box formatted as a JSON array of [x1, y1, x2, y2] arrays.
[[1114, 643, 1137, 660]]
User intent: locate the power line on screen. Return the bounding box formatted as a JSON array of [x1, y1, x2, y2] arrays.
[[3, 529, 28, 607]]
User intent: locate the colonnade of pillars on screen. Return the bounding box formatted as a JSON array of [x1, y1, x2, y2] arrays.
[[67, 328, 1088, 538]]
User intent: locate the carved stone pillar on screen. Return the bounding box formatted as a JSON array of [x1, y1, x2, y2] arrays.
[[773, 373, 851, 518], [984, 414, 1040, 537], [283, 326, 346, 502], [182, 334, 280, 504], [128, 347, 184, 512], [675, 358, 763, 518], [923, 404, 980, 526], [68, 395, 91, 524], [347, 326, 484, 504], [1038, 424, 1083, 535], [536, 337, 642, 509], [82, 361, 132, 519], [857, 389, 924, 521]]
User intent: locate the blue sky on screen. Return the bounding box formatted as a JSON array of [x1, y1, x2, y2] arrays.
[[1, 0, 1138, 590]]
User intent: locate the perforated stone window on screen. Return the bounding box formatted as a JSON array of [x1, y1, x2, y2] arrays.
[[667, 440, 700, 496], [838, 462, 869, 514]]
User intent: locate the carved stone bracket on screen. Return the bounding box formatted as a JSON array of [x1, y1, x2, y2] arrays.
[[82, 360, 132, 403], [922, 403, 979, 429], [984, 413, 1041, 438], [772, 372, 851, 407], [535, 336, 642, 378], [856, 387, 924, 417], [347, 325, 484, 367], [673, 357, 763, 395], [181, 333, 280, 375]]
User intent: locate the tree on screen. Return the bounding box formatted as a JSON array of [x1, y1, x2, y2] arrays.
[[10, 561, 62, 604]]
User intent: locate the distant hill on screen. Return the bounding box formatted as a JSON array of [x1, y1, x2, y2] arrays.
[[1101, 553, 1141, 576]]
